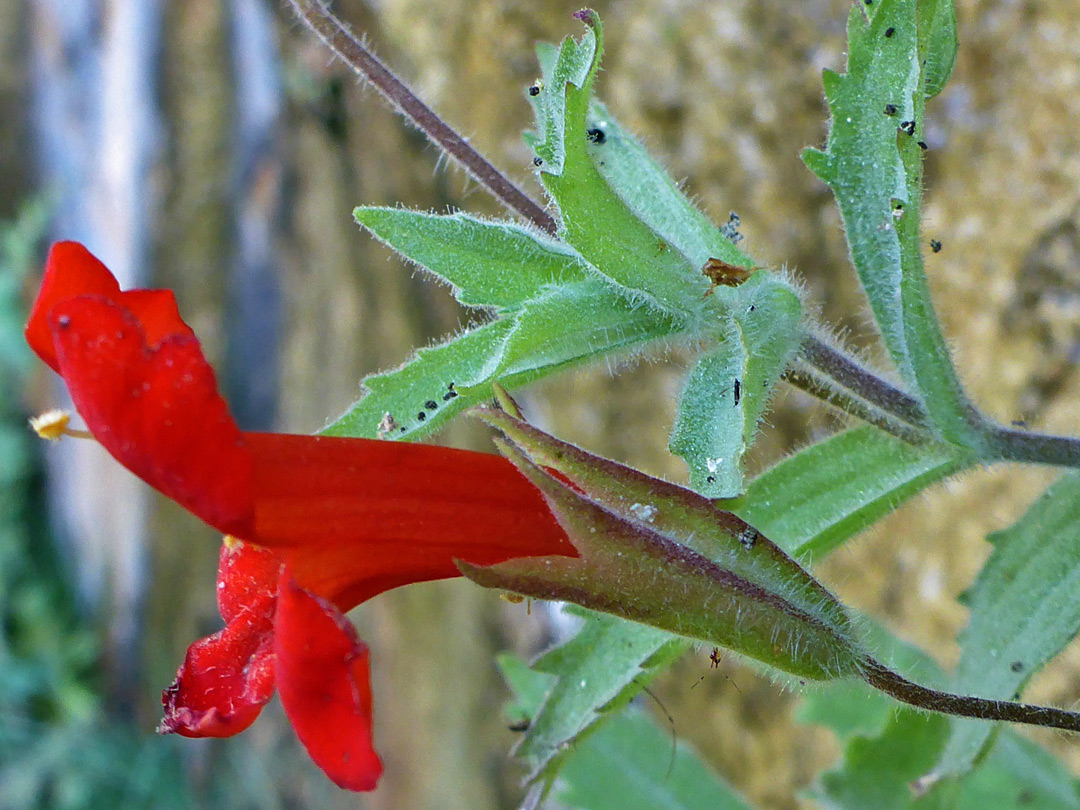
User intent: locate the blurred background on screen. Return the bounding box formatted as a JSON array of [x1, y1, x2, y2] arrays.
[[2, 1, 1080, 808]]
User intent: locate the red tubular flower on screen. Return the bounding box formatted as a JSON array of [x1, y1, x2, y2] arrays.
[[27, 241, 574, 791]]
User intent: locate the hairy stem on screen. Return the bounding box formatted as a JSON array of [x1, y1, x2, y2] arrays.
[[991, 425, 1080, 468], [782, 365, 931, 445], [799, 334, 929, 429], [863, 658, 1080, 733], [286, 0, 558, 235]]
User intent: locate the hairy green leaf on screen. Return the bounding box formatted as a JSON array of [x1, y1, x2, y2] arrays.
[[930, 472, 1080, 780], [353, 207, 589, 311], [323, 277, 677, 440], [584, 100, 752, 273], [321, 319, 514, 440], [499, 653, 555, 724], [533, 20, 598, 178], [736, 425, 965, 558], [669, 275, 802, 497], [320, 320, 504, 440], [917, 0, 958, 98], [670, 318, 746, 496], [947, 734, 1080, 810], [499, 609, 688, 788], [802, 604, 1080, 810], [814, 710, 951, 810], [496, 278, 677, 377], [532, 14, 709, 319], [804, 0, 981, 450], [499, 646, 753, 810], [802, 0, 920, 382], [537, 23, 807, 496]]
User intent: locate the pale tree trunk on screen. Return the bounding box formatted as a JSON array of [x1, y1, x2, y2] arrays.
[[28, 0, 162, 716]]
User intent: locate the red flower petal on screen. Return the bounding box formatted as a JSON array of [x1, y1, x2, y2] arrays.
[[217, 538, 281, 623], [159, 603, 276, 738], [246, 432, 575, 607], [274, 573, 382, 791], [26, 242, 193, 372], [47, 296, 254, 538], [117, 288, 197, 348]]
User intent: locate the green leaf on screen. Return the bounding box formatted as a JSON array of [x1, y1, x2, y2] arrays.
[[323, 278, 678, 440], [353, 207, 589, 311], [533, 18, 600, 177], [584, 100, 752, 272], [805, 0, 982, 450], [498, 652, 555, 722], [947, 733, 1080, 810], [499, 645, 753, 810], [917, 0, 958, 98], [736, 425, 966, 559], [534, 16, 808, 490], [929, 471, 1080, 780], [502, 609, 689, 786], [813, 709, 951, 810], [533, 15, 709, 319], [321, 319, 515, 440], [669, 318, 746, 496], [812, 708, 1080, 810], [669, 275, 802, 497], [555, 708, 754, 810], [496, 278, 678, 377], [803, 2, 920, 382]]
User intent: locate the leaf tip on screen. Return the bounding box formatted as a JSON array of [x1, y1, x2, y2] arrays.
[[491, 381, 525, 419]]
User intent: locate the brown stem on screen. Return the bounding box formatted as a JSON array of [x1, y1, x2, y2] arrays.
[[800, 335, 929, 429], [782, 365, 931, 446], [286, 0, 558, 235], [990, 425, 1080, 469], [862, 657, 1080, 733]]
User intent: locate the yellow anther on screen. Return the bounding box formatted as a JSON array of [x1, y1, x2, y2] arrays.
[[223, 535, 242, 551], [30, 409, 71, 440], [29, 409, 94, 441]]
